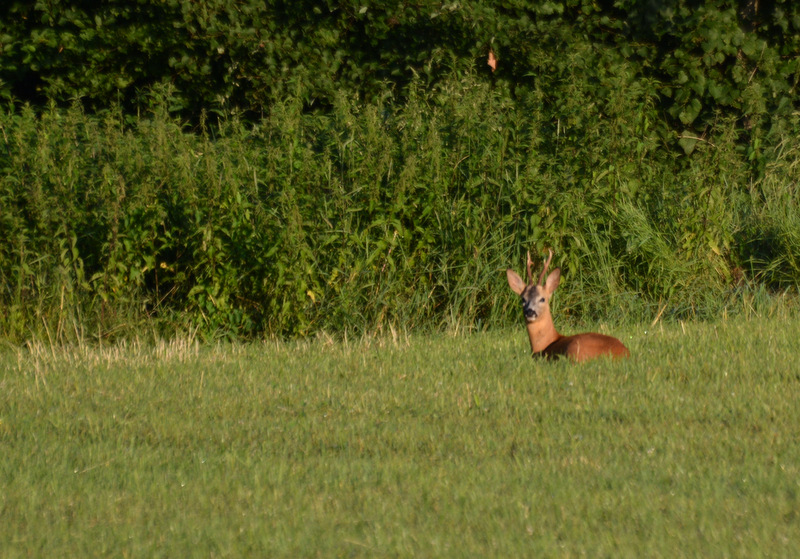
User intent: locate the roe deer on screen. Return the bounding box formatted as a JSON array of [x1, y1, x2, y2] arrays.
[[506, 249, 629, 362]]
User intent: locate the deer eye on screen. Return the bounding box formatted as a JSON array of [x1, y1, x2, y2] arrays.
[[539, 297, 545, 303]]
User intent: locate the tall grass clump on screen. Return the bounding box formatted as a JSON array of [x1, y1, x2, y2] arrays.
[[740, 117, 800, 289], [1, 70, 800, 343]]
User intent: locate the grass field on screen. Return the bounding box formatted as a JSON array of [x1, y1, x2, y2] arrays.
[[3, 316, 800, 557]]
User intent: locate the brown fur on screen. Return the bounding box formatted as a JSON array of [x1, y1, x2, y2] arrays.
[[507, 251, 629, 363]]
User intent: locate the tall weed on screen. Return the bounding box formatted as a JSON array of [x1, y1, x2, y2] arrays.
[[1, 74, 799, 342]]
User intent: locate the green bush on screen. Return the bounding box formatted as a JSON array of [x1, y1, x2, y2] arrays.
[[2, 71, 799, 342], [3, 2, 800, 341], [3, 0, 799, 149]]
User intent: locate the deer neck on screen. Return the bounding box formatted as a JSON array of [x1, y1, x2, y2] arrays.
[[525, 310, 561, 354]]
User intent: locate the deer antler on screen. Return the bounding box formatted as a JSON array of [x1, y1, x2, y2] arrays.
[[526, 251, 534, 285], [538, 248, 553, 286]]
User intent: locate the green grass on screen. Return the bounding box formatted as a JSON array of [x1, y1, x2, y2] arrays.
[[3, 317, 800, 557]]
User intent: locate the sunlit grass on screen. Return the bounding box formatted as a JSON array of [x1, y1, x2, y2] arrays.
[[3, 317, 800, 557]]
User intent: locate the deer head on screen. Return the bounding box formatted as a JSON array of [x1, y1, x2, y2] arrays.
[[506, 249, 561, 323]]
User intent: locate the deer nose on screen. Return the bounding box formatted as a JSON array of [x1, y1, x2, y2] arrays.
[[524, 307, 536, 319]]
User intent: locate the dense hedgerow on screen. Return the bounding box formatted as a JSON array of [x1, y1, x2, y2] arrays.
[[3, 1, 800, 341], [1, 73, 799, 342], [3, 1, 799, 146]]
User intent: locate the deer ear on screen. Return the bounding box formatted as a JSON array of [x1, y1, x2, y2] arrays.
[[506, 269, 526, 295], [544, 268, 561, 294]]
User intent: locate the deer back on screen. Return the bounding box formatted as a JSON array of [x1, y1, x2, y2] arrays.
[[542, 332, 630, 363]]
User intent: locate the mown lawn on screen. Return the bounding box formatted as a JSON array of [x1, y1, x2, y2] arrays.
[[3, 317, 800, 557]]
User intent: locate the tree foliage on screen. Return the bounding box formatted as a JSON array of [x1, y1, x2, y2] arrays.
[[3, 1, 799, 139]]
